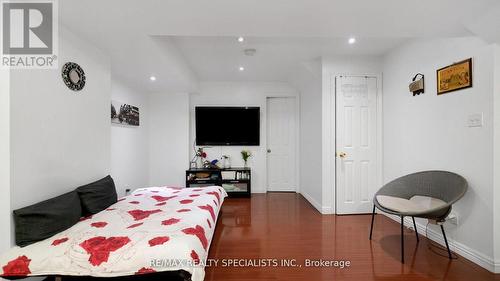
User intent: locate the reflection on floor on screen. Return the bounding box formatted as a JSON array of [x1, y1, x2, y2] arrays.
[[205, 193, 500, 281]]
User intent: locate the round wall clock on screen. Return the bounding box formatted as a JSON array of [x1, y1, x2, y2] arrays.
[[61, 62, 86, 91]]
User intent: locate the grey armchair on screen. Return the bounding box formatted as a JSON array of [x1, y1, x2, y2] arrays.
[[369, 170, 468, 263]]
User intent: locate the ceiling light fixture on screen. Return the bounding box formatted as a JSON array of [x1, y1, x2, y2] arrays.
[[244, 48, 256, 56], [238, 36, 244, 43], [239, 66, 245, 71], [150, 76, 156, 81], [348, 37, 356, 44]]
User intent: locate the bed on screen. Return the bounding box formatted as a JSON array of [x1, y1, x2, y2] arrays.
[[0, 185, 227, 281]]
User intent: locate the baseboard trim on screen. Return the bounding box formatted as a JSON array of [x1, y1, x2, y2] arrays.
[[300, 191, 325, 214], [251, 189, 267, 194], [382, 213, 498, 273], [321, 206, 334, 214]]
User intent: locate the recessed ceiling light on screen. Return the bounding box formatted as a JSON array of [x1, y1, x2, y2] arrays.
[[348, 37, 356, 44], [150, 76, 156, 81], [238, 36, 244, 43], [239, 66, 245, 71]]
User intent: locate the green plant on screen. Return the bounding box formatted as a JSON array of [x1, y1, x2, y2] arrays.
[[241, 150, 252, 162]]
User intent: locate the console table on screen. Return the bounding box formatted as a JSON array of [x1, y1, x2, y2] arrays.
[[185, 167, 251, 198]]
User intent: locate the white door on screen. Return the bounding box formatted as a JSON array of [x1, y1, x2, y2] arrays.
[[336, 76, 378, 214], [266, 97, 297, 192]]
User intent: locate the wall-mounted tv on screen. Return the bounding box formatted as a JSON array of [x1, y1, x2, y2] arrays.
[[195, 106, 260, 146]]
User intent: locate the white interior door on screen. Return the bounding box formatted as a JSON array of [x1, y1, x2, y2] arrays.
[[267, 97, 297, 192], [336, 76, 378, 214]]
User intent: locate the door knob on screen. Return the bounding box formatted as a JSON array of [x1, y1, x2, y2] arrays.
[[267, 149, 272, 153], [337, 152, 347, 158]]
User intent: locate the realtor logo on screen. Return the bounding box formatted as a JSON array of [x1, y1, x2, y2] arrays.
[[1, 0, 58, 69]]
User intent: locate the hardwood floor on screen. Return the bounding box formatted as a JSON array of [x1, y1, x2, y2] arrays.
[[205, 193, 500, 281]]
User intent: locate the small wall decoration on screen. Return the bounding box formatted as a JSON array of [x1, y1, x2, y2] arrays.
[[409, 73, 425, 96], [111, 100, 140, 126], [61, 62, 86, 91], [437, 58, 472, 95]]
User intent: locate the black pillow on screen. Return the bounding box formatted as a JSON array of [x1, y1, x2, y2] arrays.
[[76, 175, 118, 216], [13, 191, 82, 247]]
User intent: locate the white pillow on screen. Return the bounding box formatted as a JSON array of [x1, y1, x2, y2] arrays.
[[376, 195, 446, 213]]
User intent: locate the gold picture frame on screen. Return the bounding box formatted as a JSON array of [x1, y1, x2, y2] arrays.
[[437, 58, 472, 95]]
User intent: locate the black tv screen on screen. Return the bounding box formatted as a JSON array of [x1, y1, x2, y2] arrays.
[[196, 107, 260, 146]]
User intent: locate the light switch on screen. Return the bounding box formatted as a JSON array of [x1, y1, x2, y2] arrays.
[[467, 113, 483, 127]]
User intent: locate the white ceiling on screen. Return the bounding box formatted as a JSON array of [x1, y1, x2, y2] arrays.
[[171, 36, 407, 81], [58, 0, 500, 92]]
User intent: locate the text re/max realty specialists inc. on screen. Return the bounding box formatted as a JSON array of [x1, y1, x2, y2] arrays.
[[151, 258, 352, 269]]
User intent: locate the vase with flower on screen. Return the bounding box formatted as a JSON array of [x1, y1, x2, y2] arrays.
[[241, 150, 252, 168]]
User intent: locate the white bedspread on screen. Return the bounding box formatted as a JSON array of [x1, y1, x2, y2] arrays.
[[0, 186, 227, 281]]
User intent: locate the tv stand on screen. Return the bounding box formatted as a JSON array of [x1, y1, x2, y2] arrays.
[[185, 167, 251, 198]]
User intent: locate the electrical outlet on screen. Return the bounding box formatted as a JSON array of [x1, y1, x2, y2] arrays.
[[447, 212, 458, 225]]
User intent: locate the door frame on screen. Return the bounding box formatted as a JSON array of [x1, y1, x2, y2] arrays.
[[265, 96, 300, 193], [332, 74, 383, 214]]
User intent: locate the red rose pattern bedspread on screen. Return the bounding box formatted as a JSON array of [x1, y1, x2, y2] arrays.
[[0, 186, 227, 281]]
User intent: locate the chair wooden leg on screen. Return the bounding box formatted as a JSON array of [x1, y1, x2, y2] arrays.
[[412, 216, 419, 242], [401, 216, 405, 263], [369, 205, 375, 240], [440, 224, 452, 259]]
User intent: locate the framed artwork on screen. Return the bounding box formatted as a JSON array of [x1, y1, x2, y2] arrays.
[[111, 100, 140, 126], [436, 58, 472, 95]]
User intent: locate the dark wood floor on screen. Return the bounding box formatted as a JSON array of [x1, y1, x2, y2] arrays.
[[205, 193, 500, 281]]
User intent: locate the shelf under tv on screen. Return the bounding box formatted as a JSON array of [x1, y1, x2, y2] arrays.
[[185, 167, 251, 198]]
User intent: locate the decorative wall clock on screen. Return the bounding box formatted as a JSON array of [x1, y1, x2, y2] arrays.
[[61, 62, 86, 91]]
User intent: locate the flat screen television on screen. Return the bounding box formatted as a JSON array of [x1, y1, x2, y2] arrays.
[[195, 106, 260, 146]]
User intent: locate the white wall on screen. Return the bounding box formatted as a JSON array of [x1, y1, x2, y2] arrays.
[[493, 44, 500, 272], [148, 92, 190, 187], [189, 81, 298, 193], [383, 37, 496, 271], [10, 26, 111, 212], [111, 80, 149, 196], [288, 60, 323, 211], [321, 56, 383, 213], [0, 69, 11, 250]]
